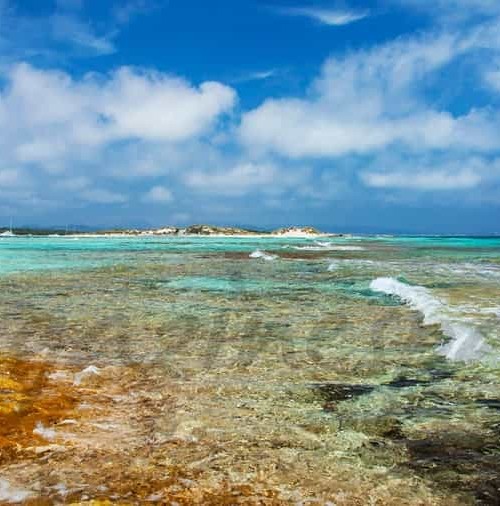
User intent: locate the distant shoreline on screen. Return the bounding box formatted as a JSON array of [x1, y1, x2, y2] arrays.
[[1, 225, 345, 238]]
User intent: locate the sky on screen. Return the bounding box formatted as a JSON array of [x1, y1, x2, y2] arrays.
[[0, 0, 500, 233]]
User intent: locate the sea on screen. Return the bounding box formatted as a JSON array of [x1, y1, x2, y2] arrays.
[[0, 234, 499, 505]]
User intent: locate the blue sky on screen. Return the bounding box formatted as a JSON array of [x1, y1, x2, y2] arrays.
[[1, 0, 500, 233]]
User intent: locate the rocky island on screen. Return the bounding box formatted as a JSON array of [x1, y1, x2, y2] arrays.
[[1, 224, 339, 237], [129, 224, 327, 237]]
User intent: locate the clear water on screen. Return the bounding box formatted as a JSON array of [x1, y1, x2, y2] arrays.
[[0, 235, 499, 504]]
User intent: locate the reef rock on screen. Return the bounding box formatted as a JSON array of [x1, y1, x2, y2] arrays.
[[272, 226, 322, 237]]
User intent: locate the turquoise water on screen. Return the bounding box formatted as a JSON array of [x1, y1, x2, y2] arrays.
[[0, 234, 499, 504]]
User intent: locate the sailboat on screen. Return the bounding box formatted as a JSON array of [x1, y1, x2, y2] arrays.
[[0, 218, 15, 237]]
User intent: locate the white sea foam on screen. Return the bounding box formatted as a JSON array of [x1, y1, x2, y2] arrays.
[[249, 250, 277, 261], [327, 261, 340, 271], [327, 259, 377, 271], [370, 277, 490, 362], [315, 241, 365, 250], [294, 244, 365, 251], [0, 479, 33, 502], [73, 365, 100, 385], [484, 308, 500, 320], [432, 263, 500, 280], [33, 422, 56, 441], [52, 483, 69, 497]]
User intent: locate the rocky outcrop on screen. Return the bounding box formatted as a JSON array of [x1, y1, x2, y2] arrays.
[[272, 226, 321, 237], [183, 225, 260, 236], [141, 227, 179, 235], [84, 224, 328, 236]]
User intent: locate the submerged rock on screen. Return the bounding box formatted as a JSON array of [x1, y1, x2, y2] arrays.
[[311, 383, 375, 411], [400, 431, 500, 505], [476, 399, 500, 411], [386, 376, 432, 388]]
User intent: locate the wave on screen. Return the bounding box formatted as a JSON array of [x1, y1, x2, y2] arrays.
[[370, 277, 490, 362], [327, 261, 340, 271], [249, 250, 278, 261], [293, 244, 365, 252], [0, 479, 33, 502], [443, 263, 500, 280], [33, 422, 56, 441], [73, 365, 100, 385]]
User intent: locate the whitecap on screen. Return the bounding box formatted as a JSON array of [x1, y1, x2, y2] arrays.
[[294, 244, 364, 251], [73, 365, 100, 385], [249, 250, 277, 261], [48, 370, 71, 381], [370, 277, 490, 362], [33, 422, 57, 441], [52, 483, 69, 497], [0, 479, 33, 502], [466, 307, 500, 318]]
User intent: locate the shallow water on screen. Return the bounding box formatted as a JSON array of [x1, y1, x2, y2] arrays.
[[0, 235, 499, 504]]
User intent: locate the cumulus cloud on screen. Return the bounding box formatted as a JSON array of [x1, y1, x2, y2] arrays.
[[80, 188, 128, 204], [359, 154, 500, 203], [185, 162, 309, 197], [485, 60, 500, 92], [240, 27, 500, 158], [101, 70, 236, 142], [0, 63, 236, 171], [53, 176, 90, 191], [362, 169, 481, 190], [2, 0, 500, 225], [142, 185, 173, 203], [0, 62, 236, 215], [276, 6, 369, 26], [0, 168, 25, 186]]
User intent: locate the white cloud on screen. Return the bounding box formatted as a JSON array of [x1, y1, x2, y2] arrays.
[[362, 169, 481, 190], [54, 176, 90, 191], [0, 63, 236, 172], [232, 69, 279, 83], [142, 185, 173, 203], [0, 0, 117, 59], [485, 60, 500, 92], [113, 0, 161, 25], [185, 162, 308, 196], [240, 28, 500, 158], [0, 0, 163, 62], [277, 6, 368, 26], [100, 68, 236, 142], [360, 155, 500, 201], [2, 1, 500, 221], [80, 188, 127, 204], [0, 168, 25, 186], [51, 13, 116, 55], [391, 0, 500, 21]]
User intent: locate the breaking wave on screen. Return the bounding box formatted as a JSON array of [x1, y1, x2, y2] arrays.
[[293, 243, 365, 252], [370, 277, 490, 362], [249, 250, 278, 261]]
